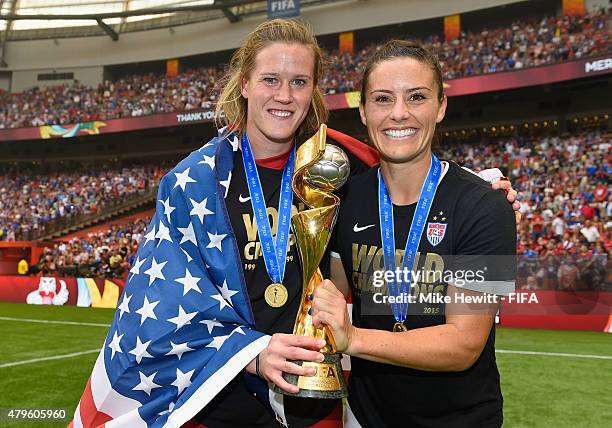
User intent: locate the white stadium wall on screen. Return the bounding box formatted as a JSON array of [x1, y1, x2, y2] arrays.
[[3, 0, 526, 83], [10, 66, 104, 93], [586, 0, 608, 10]]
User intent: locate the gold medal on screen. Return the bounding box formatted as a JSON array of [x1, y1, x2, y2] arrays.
[[393, 322, 407, 332], [264, 283, 288, 308]]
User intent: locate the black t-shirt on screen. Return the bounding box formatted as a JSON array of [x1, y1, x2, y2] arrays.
[[330, 161, 516, 428], [196, 140, 369, 428]]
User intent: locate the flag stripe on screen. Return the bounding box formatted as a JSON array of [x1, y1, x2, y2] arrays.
[[71, 404, 80, 428], [90, 351, 145, 425], [78, 376, 112, 428]]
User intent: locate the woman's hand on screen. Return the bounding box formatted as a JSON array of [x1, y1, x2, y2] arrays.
[[256, 334, 325, 394], [312, 279, 355, 353], [492, 177, 521, 223], [478, 168, 521, 224]]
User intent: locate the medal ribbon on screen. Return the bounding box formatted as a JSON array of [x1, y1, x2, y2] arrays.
[[241, 134, 295, 284], [378, 154, 442, 325]]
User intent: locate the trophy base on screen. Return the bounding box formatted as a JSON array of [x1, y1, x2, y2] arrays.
[[272, 353, 347, 399]]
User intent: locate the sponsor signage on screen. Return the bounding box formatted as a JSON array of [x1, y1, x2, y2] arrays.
[[0, 275, 125, 308], [267, 0, 300, 18]]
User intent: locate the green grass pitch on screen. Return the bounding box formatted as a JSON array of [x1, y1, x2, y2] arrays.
[[0, 301, 611, 427]]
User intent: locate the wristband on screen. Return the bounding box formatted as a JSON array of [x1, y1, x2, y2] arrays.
[[256, 354, 263, 378]]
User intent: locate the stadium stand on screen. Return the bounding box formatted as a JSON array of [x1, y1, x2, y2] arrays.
[[32, 216, 151, 279], [439, 130, 611, 291], [6, 128, 609, 291], [0, 8, 609, 129], [0, 165, 164, 241]]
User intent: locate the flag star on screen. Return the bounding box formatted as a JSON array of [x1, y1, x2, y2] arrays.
[[201, 141, 214, 151], [190, 198, 214, 223], [206, 231, 227, 251], [171, 368, 195, 395], [442, 217, 447, 221], [118, 293, 132, 319], [155, 222, 173, 247], [174, 167, 197, 191], [107, 331, 124, 359], [129, 256, 146, 280], [219, 280, 238, 304], [439, 211, 444, 215], [135, 296, 159, 325], [166, 341, 194, 360], [230, 325, 246, 336], [200, 319, 223, 334], [129, 336, 154, 364], [143, 224, 156, 247], [181, 248, 193, 263], [159, 402, 175, 416], [159, 197, 176, 223], [433, 216, 438, 221], [229, 135, 239, 151], [198, 154, 215, 170], [211, 293, 231, 311], [219, 171, 232, 198], [206, 334, 230, 351], [178, 222, 197, 246], [132, 371, 161, 396], [167, 305, 197, 331], [144, 257, 167, 286], [175, 268, 202, 295]]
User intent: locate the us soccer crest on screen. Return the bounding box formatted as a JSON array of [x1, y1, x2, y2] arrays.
[[427, 221, 447, 247]]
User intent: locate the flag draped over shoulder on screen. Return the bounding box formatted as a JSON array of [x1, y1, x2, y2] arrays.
[[71, 131, 270, 428]]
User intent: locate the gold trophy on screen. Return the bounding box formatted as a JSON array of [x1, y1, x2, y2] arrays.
[[275, 124, 349, 398]]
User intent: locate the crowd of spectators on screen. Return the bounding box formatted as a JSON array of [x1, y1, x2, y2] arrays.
[[440, 130, 611, 291], [1, 8, 609, 129], [0, 165, 164, 241], [0, 66, 222, 130], [323, 7, 610, 91], [13, 129, 609, 290], [33, 218, 149, 279]]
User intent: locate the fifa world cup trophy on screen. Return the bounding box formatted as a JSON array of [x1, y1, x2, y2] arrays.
[[275, 124, 350, 398]]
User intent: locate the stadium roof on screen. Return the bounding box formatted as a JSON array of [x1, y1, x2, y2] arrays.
[[0, 0, 340, 40]]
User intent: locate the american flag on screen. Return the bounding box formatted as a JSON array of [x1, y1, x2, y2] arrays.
[[71, 130, 271, 428]]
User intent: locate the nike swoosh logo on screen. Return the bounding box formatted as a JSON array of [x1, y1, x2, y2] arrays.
[[239, 195, 251, 203], [353, 223, 375, 233]]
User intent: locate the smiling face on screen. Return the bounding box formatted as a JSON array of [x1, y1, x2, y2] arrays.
[[241, 42, 315, 150], [359, 57, 447, 165]]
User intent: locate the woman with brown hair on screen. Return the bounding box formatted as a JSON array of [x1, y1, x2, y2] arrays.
[[314, 40, 517, 427]]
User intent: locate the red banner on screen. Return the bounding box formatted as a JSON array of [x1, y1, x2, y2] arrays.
[[498, 291, 612, 332], [326, 55, 612, 109], [0, 108, 216, 142], [1, 55, 610, 143]]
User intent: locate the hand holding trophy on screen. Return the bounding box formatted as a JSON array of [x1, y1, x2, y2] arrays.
[[273, 124, 350, 398]]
